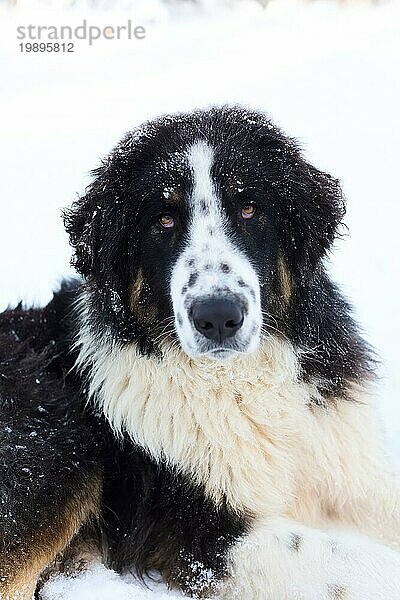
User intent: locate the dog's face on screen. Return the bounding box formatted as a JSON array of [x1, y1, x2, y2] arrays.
[[65, 107, 344, 359]]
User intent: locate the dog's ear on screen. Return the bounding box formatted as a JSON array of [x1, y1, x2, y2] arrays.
[[254, 118, 345, 274], [63, 182, 98, 278], [63, 162, 137, 328], [63, 135, 138, 280], [63, 167, 116, 279], [279, 151, 345, 274]]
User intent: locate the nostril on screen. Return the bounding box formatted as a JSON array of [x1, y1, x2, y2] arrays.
[[226, 317, 243, 330], [197, 320, 214, 331]]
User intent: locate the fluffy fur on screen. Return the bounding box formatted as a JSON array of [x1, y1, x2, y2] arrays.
[[1, 106, 400, 599]]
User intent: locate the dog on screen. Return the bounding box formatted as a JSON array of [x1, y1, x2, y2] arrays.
[[1, 106, 400, 600]]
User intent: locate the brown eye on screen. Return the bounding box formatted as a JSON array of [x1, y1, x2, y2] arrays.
[[241, 204, 256, 220], [159, 214, 175, 228]]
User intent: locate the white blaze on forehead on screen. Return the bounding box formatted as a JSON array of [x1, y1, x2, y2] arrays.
[[187, 141, 231, 256], [185, 141, 229, 287], [186, 140, 224, 238], [187, 141, 216, 203]]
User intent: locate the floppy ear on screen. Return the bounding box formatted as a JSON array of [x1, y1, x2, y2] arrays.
[[280, 152, 345, 273], [249, 112, 345, 274], [63, 165, 124, 279], [64, 167, 134, 298], [63, 136, 138, 282], [63, 182, 99, 278], [63, 167, 138, 333]]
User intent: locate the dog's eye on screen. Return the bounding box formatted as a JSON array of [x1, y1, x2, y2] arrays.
[[159, 214, 175, 228], [241, 204, 256, 220]]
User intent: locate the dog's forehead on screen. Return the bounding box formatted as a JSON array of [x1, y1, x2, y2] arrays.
[[126, 107, 274, 183], [142, 137, 249, 202], [125, 109, 279, 206]]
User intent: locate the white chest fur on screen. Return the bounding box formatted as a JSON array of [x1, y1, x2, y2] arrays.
[[78, 329, 346, 517]]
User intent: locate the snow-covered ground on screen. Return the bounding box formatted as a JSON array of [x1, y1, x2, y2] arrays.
[[41, 563, 184, 599], [1, 0, 400, 597]]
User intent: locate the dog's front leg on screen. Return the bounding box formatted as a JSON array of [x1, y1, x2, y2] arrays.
[[0, 405, 103, 600], [217, 518, 400, 600], [0, 474, 102, 600]]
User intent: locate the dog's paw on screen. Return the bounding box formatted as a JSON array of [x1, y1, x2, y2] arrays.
[[217, 519, 400, 599]]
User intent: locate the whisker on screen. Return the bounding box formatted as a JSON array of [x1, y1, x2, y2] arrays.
[[260, 321, 290, 344], [152, 326, 176, 345]]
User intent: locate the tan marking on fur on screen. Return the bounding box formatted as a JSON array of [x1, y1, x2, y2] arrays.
[[164, 188, 182, 206], [278, 251, 293, 304], [129, 268, 144, 312], [0, 579, 36, 600], [0, 475, 101, 600], [129, 268, 158, 324], [38, 524, 102, 591]]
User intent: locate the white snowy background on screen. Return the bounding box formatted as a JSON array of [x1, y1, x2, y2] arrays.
[[0, 0, 399, 597]]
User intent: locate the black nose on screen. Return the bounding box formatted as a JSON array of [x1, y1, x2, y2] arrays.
[[192, 299, 244, 342]]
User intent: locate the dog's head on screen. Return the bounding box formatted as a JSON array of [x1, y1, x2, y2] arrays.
[[65, 106, 344, 359]]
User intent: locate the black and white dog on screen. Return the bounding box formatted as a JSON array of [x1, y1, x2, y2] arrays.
[[1, 106, 400, 600]]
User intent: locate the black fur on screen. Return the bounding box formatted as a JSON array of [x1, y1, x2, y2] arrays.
[[101, 441, 249, 594], [0, 283, 248, 595], [0, 106, 375, 596], [0, 283, 102, 571]]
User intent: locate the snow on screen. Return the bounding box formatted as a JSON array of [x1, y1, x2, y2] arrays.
[[1, 0, 400, 597], [41, 564, 183, 600]]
